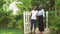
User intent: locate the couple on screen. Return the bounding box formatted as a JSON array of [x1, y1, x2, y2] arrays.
[[30, 5, 45, 34]]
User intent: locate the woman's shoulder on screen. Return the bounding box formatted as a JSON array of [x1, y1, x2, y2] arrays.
[[41, 9, 44, 11]]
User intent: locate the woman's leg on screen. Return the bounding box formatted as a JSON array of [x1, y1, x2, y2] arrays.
[[38, 16, 44, 34], [40, 31, 42, 34]]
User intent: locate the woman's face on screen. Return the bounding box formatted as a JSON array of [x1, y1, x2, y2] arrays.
[[39, 6, 42, 10]]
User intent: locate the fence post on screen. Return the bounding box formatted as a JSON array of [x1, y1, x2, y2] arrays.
[[46, 11, 48, 28], [24, 11, 31, 34]]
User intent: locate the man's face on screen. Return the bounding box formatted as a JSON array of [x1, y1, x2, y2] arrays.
[[34, 6, 37, 10]]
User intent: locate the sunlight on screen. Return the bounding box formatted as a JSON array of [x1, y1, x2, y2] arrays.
[[9, 1, 22, 15]]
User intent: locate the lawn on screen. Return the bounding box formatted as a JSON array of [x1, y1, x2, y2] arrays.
[[0, 28, 24, 34]]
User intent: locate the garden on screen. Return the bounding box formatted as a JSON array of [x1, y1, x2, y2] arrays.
[[0, 0, 60, 34]]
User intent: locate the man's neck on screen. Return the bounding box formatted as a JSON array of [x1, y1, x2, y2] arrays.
[[34, 10, 36, 11]]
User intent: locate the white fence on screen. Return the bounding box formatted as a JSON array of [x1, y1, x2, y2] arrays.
[[23, 11, 31, 34], [23, 11, 48, 34], [46, 11, 48, 28]]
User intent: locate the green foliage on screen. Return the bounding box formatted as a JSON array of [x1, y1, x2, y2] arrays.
[[0, 28, 23, 34], [48, 10, 55, 28], [16, 20, 23, 29], [56, 0, 60, 10], [49, 10, 60, 34], [0, 0, 24, 28], [0, 0, 6, 8], [17, 0, 32, 11], [31, 0, 46, 6], [0, 0, 55, 31]]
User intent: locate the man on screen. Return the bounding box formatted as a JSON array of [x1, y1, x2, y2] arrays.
[[30, 6, 38, 34], [37, 5, 45, 34]]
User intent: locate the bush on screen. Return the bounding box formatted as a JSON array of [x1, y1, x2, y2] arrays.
[[49, 10, 60, 34]]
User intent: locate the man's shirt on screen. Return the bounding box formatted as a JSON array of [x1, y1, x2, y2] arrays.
[[31, 10, 38, 19]]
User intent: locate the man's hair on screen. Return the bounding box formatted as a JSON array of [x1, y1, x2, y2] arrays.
[[33, 6, 37, 10]]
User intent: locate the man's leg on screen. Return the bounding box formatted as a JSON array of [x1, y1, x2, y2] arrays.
[[31, 19, 33, 34], [34, 28, 36, 34], [34, 20, 36, 34]]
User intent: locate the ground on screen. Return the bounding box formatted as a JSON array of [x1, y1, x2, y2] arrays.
[[35, 27, 50, 34], [0, 28, 23, 34], [0, 28, 50, 34], [28, 27, 50, 34]]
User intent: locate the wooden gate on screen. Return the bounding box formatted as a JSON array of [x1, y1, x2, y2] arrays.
[[23, 11, 31, 34], [23, 11, 48, 34]]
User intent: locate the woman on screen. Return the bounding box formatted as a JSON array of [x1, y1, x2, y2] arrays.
[[37, 6, 45, 34]]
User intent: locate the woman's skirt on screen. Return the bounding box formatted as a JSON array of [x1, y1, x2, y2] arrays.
[[37, 15, 44, 32]]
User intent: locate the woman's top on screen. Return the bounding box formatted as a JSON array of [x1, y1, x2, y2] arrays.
[[37, 9, 45, 17]]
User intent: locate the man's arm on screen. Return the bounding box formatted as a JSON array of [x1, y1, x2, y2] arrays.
[[30, 13, 32, 18], [29, 13, 32, 21]]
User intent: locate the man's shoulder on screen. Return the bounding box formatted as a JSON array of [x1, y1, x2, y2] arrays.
[[31, 10, 34, 11], [31, 10, 38, 12]]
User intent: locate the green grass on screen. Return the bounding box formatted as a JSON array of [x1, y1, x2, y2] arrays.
[[0, 28, 24, 34]]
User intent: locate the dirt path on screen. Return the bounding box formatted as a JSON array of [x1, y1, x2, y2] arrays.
[[34, 27, 50, 34], [27, 27, 50, 34]]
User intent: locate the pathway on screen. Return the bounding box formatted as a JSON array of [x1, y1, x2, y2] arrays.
[[36, 28, 50, 34], [31, 27, 50, 34]]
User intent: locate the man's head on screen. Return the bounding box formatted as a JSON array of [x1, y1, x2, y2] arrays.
[[33, 6, 37, 10]]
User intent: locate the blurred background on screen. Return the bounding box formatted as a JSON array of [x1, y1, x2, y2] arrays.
[[0, 0, 60, 34]]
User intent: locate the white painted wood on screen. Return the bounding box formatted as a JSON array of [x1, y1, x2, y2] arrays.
[[46, 11, 48, 28], [24, 11, 31, 34]]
